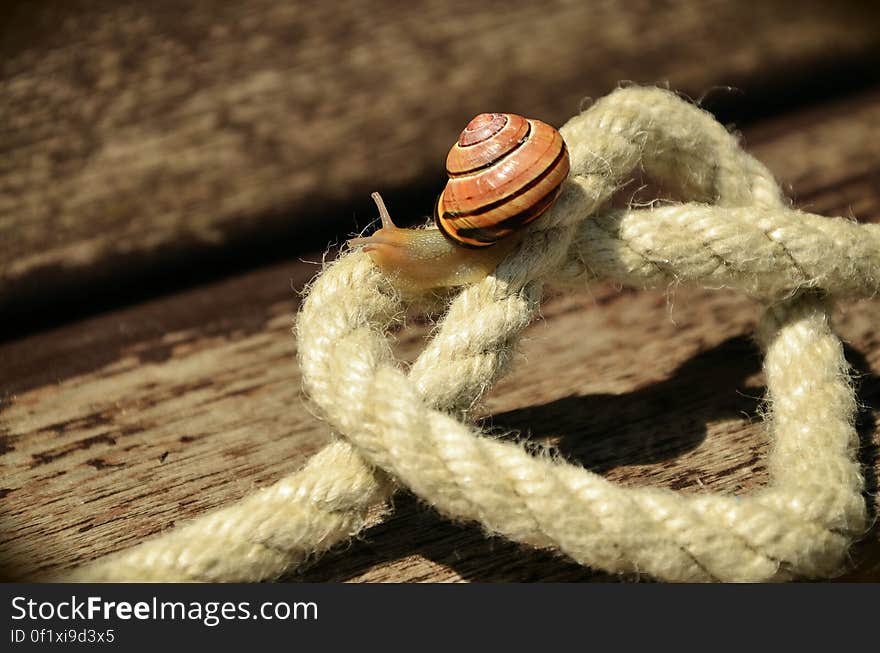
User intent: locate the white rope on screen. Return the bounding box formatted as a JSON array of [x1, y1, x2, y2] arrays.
[[65, 86, 873, 582]]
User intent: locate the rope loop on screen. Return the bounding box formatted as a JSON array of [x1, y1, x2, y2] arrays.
[[66, 86, 878, 582]]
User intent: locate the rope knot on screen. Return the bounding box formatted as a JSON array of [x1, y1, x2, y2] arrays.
[[295, 86, 875, 582], [67, 86, 879, 583]]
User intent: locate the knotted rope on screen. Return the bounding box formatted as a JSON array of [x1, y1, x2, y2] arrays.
[[65, 86, 879, 582]]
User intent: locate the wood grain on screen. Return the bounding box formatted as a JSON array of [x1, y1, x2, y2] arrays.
[[3, 0, 880, 326], [2, 88, 879, 581]]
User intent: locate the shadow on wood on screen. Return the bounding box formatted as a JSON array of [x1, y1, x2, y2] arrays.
[[485, 336, 762, 478]]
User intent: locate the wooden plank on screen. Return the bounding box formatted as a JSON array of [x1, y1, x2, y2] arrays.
[[2, 89, 880, 581], [3, 0, 880, 326]]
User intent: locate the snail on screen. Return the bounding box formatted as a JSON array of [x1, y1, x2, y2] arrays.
[[348, 112, 570, 289]]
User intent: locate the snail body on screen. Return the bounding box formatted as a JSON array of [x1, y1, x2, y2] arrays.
[[349, 113, 570, 289]]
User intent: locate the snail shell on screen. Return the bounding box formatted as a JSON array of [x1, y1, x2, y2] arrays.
[[434, 113, 570, 248]]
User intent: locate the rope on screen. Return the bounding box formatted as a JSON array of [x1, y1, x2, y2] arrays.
[[63, 86, 874, 582]]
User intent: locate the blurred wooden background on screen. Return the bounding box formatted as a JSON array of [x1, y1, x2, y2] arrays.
[[2, 0, 879, 581]]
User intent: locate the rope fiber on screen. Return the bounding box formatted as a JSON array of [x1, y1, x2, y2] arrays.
[[64, 86, 877, 582]]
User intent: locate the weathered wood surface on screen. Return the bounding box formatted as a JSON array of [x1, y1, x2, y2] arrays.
[[2, 89, 879, 581], [3, 0, 880, 327]]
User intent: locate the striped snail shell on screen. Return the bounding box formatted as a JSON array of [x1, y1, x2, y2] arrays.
[[434, 113, 570, 248], [349, 112, 571, 289]]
